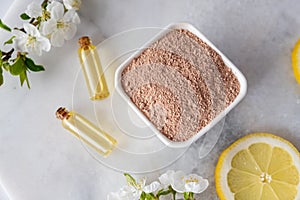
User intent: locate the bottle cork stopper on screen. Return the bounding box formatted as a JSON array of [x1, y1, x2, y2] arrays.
[[56, 107, 70, 120], [78, 36, 91, 48]]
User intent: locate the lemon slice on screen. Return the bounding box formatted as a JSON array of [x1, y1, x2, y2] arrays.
[[215, 133, 300, 200], [292, 39, 300, 84]]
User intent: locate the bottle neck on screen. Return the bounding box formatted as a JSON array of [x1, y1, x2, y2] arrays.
[[56, 107, 70, 120], [79, 36, 92, 50]]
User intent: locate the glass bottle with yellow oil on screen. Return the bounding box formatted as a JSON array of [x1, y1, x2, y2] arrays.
[[56, 107, 116, 157], [78, 36, 109, 100]]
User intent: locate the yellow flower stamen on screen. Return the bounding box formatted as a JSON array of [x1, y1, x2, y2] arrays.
[[185, 176, 199, 184], [57, 21, 65, 28], [26, 35, 36, 47], [57, 21, 71, 29], [72, 1, 81, 10], [41, 10, 51, 21]]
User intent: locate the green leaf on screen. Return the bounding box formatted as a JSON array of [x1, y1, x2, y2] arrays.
[[145, 193, 156, 200], [2, 62, 10, 71], [4, 36, 15, 45], [0, 65, 3, 86], [10, 57, 24, 75], [140, 192, 146, 200], [0, 19, 11, 32], [145, 194, 152, 200], [190, 193, 194, 199], [19, 70, 30, 88], [41, 0, 48, 9], [157, 189, 171, 197], [0, 73, 3, 86], [19, 70, 26, 86], [124, 173, 137, 187], [25, 57, 45, 72], [184, 192, 190, 200], [20, 13, 30, 20], [183, 192, 194, 200]]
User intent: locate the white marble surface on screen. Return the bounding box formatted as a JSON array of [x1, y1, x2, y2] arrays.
[[0, 1, 14, 199], [1, 0, 300, 200]]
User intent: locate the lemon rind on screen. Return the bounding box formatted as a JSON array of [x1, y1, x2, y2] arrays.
[[292, 39, 300, 84]]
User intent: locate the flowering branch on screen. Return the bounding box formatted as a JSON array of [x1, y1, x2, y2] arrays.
[[0, 0, 81, 88], [107, 171, 209, 200]]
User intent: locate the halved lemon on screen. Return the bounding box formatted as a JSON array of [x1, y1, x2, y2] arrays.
[[292, 39, 300, 84], [215, 133, 300, 200]]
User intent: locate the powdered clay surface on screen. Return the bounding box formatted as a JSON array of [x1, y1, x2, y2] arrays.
[[121, 29, 240, 141]]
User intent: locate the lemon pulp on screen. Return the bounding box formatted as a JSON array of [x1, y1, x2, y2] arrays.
[[216, 133, 300, 200], [228, 143, 299, 200]]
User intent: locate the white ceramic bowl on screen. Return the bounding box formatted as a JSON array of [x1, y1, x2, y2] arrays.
[[115, 23, 247, 148]]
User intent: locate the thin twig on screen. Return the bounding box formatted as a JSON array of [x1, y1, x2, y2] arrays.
[[2, 48, 14, 61]]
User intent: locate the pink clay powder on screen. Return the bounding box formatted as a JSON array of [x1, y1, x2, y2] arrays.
[[121, 29, 240, 142]]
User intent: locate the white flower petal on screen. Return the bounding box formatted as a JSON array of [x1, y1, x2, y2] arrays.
[[51, 30, 65, 47], [190, 178, 209, 194], [143, 181, 160, 193], [72, 12, 80, 24], [12, 37, 27, 52], [185, 182, 199, 193], [26, 2, 42, 18], [12, 29, 27, 38], [24, 44, 33, 55], [137, 177, 146, 188], [37, 37, 51, 52], [23, 23, 40, 37], [63, 10, 80, 24], [49, 2, 64, 20], [107, 186, 140, 200], [159, 170, 175, 187], [47, 1, 62, 12], [120, 186, 140, 200], [33, 44, 43, 56], [12, 29, 27, 52], [63, 0, 81, 10], [39, 22, 45, 33], [170, 171, 186, 193], [107, 192, 121, 200], [63, 10, 74, 22], [62, 23, 77, 40], [42, 19, 57, 35]]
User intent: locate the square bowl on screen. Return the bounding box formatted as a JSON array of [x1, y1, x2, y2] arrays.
[[115, 22, 247, 148]]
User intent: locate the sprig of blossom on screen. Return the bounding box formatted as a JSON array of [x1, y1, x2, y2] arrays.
[[107, 171, 209, 200], [0, 0, 81, 88], [12, 23, 51, 56]]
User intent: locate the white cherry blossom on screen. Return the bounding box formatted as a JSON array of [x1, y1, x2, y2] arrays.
[[13, 23, 51, 56], [107, 177, 160, 200], [171, 171, 209, 194], [42, 1, 80, 47]]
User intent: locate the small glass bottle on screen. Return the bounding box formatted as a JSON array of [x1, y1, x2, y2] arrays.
[[78, 36, 110, 100], [56, 107, 116, 157]]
